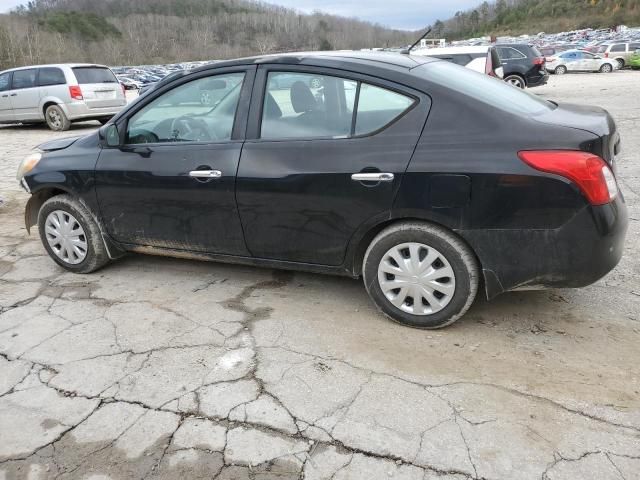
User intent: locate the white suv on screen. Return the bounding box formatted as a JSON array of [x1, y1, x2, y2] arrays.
[[0, 63, 126, 131]]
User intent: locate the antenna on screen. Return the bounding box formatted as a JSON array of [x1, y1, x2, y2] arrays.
[[402, 28, 432, 54]]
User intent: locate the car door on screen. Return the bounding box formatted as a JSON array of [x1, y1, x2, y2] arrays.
[[9, 68, 41, 121], [0, 72, 13, 122], [95, 67, 255, 255], [235, 66, 431, 266], [581, 52, 599, 71], [562, 52, 579, 71]]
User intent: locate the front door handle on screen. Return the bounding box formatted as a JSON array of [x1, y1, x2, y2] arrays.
[[9, 93, 17, 97], [189, 170, 222, 179], [351, 172, 394, 182]]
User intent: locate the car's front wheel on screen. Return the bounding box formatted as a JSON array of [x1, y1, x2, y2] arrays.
[[38, 195, 110, 274], [363, 222, 479, 329]]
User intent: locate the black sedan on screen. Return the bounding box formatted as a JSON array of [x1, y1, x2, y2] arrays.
[[17, 52, 627, 329]]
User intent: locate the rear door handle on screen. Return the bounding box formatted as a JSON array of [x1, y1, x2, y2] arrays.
[[351, 172, 394, 182], [10, 93, 17, 97], [189, 170, 222, 179]]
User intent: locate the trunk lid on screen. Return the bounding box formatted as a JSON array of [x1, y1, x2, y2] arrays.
[[533, 102, 621, 170]]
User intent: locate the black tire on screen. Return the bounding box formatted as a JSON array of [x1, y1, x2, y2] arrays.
[[45, 104, 71, 131], [616, 59, 625, 70], [363, 222, 479, 329], [504, 74, 526, 88], [554, 65, 567, 75], [37, 195, 110, 274]]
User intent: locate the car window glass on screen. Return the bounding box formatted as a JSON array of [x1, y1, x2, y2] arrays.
[[498, 47, 525, 60], [12, 69, 37, 89], [418, 61, 553, 116], [126, 72, 245, 144], [38, 67, 66, 86], [355, 84, 414, 136], [261, 72, 357, 140], [72, 67, 118, 84], [630, 43, 640, 50], [583, 52, 596, 59], [610, 44, 625, 52], [0, 72, 10, 92]]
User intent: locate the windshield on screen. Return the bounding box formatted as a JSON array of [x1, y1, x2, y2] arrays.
[[417, 60, 555, 116]]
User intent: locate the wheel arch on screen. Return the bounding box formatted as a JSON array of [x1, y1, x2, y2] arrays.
[[25, 186, 70, 234], [349, 215, 486, 284]]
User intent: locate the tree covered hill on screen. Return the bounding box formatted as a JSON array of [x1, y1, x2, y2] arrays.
[[0, 0, 416, 68], [431, 0, 640, 40]]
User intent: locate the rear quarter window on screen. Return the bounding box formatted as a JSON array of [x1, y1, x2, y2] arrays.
[[72, 67, 117, 84], [38, 67, 66, 86]]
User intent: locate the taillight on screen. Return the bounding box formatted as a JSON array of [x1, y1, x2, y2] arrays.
[[518, 150, 617, 205], [69, 85, 83, 100], [532, 57, 545, 66], [604, 52, 609, 58]]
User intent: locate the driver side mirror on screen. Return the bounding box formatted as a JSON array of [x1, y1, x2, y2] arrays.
[[104, 124, 120, 147]]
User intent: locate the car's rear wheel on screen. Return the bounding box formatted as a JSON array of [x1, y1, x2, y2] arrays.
[[616, 59, 625, 69], [599, 63, 613, 73], [363, 222, 479, 329], [45, 105, 71, 131], [38, 195, 110, 274], [504, 74, 526, 88], [555, 65, 567, 75]]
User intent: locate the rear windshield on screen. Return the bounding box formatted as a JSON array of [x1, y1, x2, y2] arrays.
[[418, 61, 554, 116], [72, 67, 117, 84]]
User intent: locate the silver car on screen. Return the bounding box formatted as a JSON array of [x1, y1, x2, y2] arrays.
[[596, 42, 640, 69], [0, 63, 126, 131], [547, 50, 618, 74]]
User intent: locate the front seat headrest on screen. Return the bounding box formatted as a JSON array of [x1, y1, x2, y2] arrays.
[[290, 81, 317, 113]]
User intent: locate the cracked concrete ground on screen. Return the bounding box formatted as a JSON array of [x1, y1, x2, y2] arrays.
[[1, 72, 639, 480]]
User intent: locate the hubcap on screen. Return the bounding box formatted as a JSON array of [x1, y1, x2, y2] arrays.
[[377, 242, 456, 316], [45, 210, 88, 265], [48, 110, 61, 128], [507, 77, 523, 88]]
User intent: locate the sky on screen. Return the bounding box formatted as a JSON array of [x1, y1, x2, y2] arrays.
[[0, 0, 481, 30]]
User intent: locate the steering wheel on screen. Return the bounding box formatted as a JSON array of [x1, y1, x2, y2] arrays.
[[169, 115, 217, 142]]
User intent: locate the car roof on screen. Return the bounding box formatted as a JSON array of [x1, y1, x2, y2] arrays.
[[411, 45, 491, 55], [2, 63, 110, 73], [191, 51, 438, 74]]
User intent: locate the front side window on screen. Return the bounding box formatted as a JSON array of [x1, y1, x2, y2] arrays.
[[261, 72, 414, 140], [12, 69, 37, 89], [126, 72, 245, 144], [0, 72, 10, 92], [39, 68, 66, 86]]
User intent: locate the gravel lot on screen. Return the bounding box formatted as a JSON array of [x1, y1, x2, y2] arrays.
[[1, 72, 639, 480]]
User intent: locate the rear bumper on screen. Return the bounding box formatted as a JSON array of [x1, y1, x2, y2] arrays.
[[527, 70, 549, 88], [460, 194, 628, 299], [61, 101, 126, 121]]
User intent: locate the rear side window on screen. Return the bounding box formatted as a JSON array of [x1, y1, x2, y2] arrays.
[[38, 67, 66, 86], [260, 72, 415, 140], [418, 61, 554, 116], [11, 69, 37, 89], [72, 67, 117, 84], [630, 43, 640, 50], [355, 84, 414, 136], [497, 47, 526, 60], [0, 72, 10, 91], [610, 44, 625, 52]]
